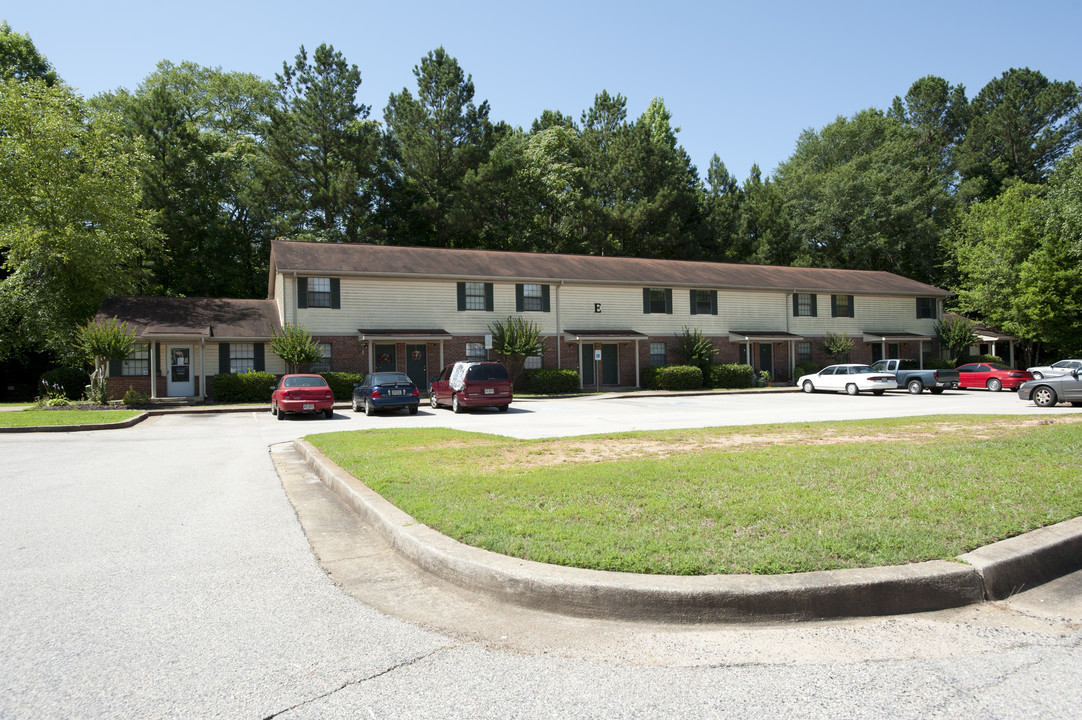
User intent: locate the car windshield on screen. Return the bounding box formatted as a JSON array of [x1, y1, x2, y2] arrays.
[[371, 373, 410, 385], [283, 376, 327, 388], [465, 364, 508, 381]]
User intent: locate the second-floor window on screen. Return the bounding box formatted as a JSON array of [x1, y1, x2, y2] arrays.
[[643, 288, 673, 314], [916, 297, 938, 319], [458, 282, 494, 311], [793, 293, 817, 317], [831, 294, 854, 318], [516, 283, 549, 312], [690, 289, 717, 315], [297, 277, 340, 309]]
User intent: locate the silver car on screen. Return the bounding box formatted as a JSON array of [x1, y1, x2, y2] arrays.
[[1017, 369, 1082, 407], [1026, 359, 1082, 379]]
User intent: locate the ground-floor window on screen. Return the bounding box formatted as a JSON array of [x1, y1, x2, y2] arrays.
[[466, 342, 485, 361], [524, 354, 542, 369], [308, 343, 332, 373], [650, 342, 666, 366], [122, 344, 150, 376], [229, 343, 255, 373], [797, 341, 812, 364]]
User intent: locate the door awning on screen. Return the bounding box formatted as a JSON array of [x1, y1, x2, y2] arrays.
[[862, 331, 932, 343], [728, 331, 803, 342], [563, 330, 647, 342], [358, 329, 452, 342]]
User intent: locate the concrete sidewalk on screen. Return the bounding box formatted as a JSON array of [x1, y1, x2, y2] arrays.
[[291, 437, 1082, 623]]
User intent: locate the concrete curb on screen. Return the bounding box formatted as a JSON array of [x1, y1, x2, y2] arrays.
[[289, 438, 1082, 623], [0, 412, 149, 433]]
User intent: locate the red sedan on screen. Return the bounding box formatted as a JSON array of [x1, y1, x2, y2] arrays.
[[271, 374, 335, 420], [955, 363, 1033, 392]]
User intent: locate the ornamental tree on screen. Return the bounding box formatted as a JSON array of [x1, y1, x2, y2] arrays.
[[489, 316, 544, 387], [77, 317, 136, 403], [270, 323, 325, 373]]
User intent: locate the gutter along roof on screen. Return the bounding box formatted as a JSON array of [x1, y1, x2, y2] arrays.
[[269, 241, 951, 298]]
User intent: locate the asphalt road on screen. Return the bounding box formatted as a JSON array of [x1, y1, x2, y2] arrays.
[[2, 390, 1080, 719]]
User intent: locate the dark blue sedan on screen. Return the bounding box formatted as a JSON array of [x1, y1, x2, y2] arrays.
[[352, 372, 420, 416]]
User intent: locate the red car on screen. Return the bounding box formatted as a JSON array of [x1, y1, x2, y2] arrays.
[[429, 361, 513, 413], [955, 363, 1033, 392], [271, 374, 335, 420]]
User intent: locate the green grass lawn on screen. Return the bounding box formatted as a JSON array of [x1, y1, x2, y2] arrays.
[[308, 415, 1082, 576], [0, 408, 142, 427]]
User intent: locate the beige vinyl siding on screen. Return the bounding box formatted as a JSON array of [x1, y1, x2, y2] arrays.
[[789, 295, 938, 336], [274, 274, 286, 325]]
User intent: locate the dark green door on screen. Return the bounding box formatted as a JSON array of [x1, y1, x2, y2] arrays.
[[602, 344, 619, 385], [374, 344, 396, 372], [581, 344, 595, 386], [759, 344, 773, 376], [405, 344, 427, 390]]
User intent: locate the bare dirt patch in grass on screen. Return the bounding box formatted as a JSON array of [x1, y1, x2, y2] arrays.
[[492, 416, 1081, 470]]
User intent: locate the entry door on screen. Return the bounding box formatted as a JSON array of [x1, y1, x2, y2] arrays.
[[759, 344, 773, 377], [406, 344, 427, 391], [374, 344, 396, 372], [581, 344, 595, 386], [601, 344, 619, 385], [166, 346, 194, 397]]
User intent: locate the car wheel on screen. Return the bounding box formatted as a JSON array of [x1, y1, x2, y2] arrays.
[[987, 378, 1003, 392], [1033, 386, 1058, 408], [497, 404, 509, 412], [365, 398, 375, 417], [408, 405, 418, 415], [907, 379, 924, 394], [845, 383, 859, 396], [872, 390, 885, 396], [929, 388, 945, 395], [324, 408, 333, 419], [802, 381, 814, 393], [352, 397, 361, 413], [430, 393, 439, 409], [1032, 372, 1044, 379], [452, 394, 462, 413], [271, 403, 277, 416], [276, 406, 285, 421]]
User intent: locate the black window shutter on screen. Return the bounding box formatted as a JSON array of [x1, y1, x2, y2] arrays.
[[689, 290, 697, 315], [665, 289, 673, 314], [541, 285, 550, 312], [848, 295, 855, 318], [255, 343, 265, 371], [811, 294, 818, 317], [109, 358, 122, 376], [219, 343, 231, 374], [831, 295, 838, 317], [515, 284, 524, 312], [330, 278, 341, 309], [643, 288, 651, 314], [484, 283, 494, 312], [793, 294, 800, 316], [297, 277, 308, 309], [457, 282, 466, 311], [710, 290, 718, 315]]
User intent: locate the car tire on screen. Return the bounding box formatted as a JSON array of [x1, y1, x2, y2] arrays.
[[271, 403, 277, 416], [1033, 386, 1058, 408], [452, 394, 462, 413], [276, 406, 285, 421], [324, 408, 333, 419], [352, 397, 361, 413], [497, 404, 509, 412], [802, 381, 814, 393], [872, 390, 885, 396], [987, 378, 1003, 392], [1032, 372, 1044, 379], [408, 405, 418, 415], [907, 379, 924, 394], [846, 383, 859, 396], [430, 393, 439, 409], [365, 399, 375, 417], [930, 388, 945, 395]]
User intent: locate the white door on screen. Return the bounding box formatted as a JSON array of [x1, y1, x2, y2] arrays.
[[166, 346, 195, 397]]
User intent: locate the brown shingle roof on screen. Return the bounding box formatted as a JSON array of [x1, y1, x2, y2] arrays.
[[270, 240, 950, 297], [97, 297, 280, 339]]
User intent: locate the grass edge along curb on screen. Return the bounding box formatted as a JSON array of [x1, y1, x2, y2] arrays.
[[292, 437, 1003, 622]]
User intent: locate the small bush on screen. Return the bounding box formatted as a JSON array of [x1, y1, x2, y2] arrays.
[[757, 370, 773, 387], [705, 363, 756, 389], [524, 368, 580, 394], [211, 370, 277, 403], [924, 357, 956, 370], [955, 353, 1005, 367], [122, 386, 151, 407], [794, 361, 820, 378], [39, 367, 90, 400], [320, 372, 364, 400], [643, 364, 703, 390]]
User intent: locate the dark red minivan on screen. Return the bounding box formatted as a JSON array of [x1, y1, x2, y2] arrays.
[[429, 361, 513, 413]]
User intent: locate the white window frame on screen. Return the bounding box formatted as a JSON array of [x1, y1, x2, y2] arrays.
[[229, 343, 255, 373], [465, 342, 485, 361], [650, 342, 667, 366], [522, 283, 543, 312], [122, 344, 150, 376], [307, 277, 332, 308], [464, 282, 486, 311]]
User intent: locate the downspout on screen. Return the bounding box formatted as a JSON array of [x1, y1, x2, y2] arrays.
[[555, 280, 564, 370], [292, 271, 298, 325]]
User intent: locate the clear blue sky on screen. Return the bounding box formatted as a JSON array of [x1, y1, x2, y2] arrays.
[[6, 1, 1080, 182]]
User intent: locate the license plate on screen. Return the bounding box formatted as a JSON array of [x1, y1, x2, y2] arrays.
[[390, 389, 404, 397], [484, 388, 494, 395], [303, 403, 314, 410]]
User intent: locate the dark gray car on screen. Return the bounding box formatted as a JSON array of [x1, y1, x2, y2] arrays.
[[1017, 369, 1082, 407]]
